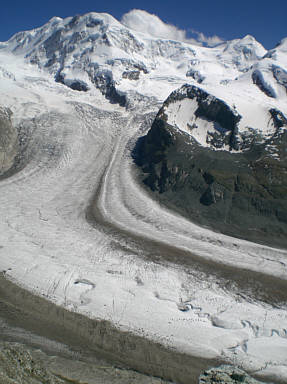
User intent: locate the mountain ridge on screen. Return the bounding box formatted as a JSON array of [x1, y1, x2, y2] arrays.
[[1, 11, 285, 106]]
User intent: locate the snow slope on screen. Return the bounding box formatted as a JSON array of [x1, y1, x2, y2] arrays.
[[0, 11, 287, 383]]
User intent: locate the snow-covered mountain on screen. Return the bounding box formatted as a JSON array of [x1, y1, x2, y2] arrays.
[[0, 12, 280, 98], [2, 10, 286, 141], [0, 10, 287, 384]]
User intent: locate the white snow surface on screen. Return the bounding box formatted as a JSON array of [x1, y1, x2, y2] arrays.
[[164, 97, 234, 150], [0, 12, 287, 382]]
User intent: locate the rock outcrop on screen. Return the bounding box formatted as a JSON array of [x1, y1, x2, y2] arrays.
[[0, 343, 64, 384], [199, 365, 264, 384], [0, 107, 18, 176], [135, 85, 287, 248]]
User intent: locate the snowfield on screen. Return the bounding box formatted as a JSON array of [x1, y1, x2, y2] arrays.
[[0, 11, 287, 383]]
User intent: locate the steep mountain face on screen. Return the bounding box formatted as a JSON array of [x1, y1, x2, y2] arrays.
[[1, 12, 197, 104], [136, 84, 287, 248]]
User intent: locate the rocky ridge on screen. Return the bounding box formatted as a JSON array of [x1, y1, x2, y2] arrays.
[[136, 84, 287, 248], [1, 11, 282, 106]]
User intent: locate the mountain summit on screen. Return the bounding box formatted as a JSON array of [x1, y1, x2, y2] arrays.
[[1, 11, 284, 104]]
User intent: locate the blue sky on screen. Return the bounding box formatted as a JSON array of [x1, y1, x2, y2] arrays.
[[1, 0, 286, 49]]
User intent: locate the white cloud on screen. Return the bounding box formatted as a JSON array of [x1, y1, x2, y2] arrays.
[[193, 31, 224, 47], [121, 9, 224, 47]]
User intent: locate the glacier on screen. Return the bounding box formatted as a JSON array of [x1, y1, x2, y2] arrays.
[[0, 10, 287, 383]]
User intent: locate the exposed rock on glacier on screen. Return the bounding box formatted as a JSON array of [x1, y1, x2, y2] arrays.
[[0, 343, 64, 384], [199, 365, 264, 384]]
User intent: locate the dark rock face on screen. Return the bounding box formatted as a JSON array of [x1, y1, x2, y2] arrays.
[[186, 69, 205, 84], [92, 72, 127, 106], [272, 64, 287, 93], [55, 72, 89, 92], [252, 70, 276, 98], [199, 365, 263, 384], [122, 70, 140, 80], [55, 68, 126, 105], [69, 80, 89, 92], [270, 108, 287, 129], [135, 86, 287, 248], [0, 107, 19, 176]]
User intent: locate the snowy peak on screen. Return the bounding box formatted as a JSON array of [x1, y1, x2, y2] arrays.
[[2, 12, 153, 104], [6, 12, 122, 52], [0, 11, 286, 109], [263, 37, 287, 66], [221, 34, 266, 61], [0, 12, 204, 103], [6, 12, 136, 59], [276, 37, 287, 52], [211, 34, 267, 75]]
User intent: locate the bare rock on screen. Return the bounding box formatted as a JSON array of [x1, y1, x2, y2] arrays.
[[199, 365, 265, 384], [0, 106, 18, 176], [0, 343, 64, 384]]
